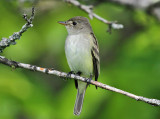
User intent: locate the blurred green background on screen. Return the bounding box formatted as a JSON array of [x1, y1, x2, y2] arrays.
[[0, 0, 160, 119]]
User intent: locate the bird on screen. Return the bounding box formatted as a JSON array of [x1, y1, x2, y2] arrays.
[[58, 16, 100, 115]]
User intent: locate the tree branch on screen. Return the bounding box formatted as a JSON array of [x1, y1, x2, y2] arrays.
[[102, 0, 160, 20], [0, 7, 35, 53], [0, 55, 160, 106], [65, 0, 123, 33]]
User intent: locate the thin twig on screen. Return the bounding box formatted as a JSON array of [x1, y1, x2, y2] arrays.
[[0, 55, 160, 106], [65, 0, 124, 33], [0, 7, 35, 53]]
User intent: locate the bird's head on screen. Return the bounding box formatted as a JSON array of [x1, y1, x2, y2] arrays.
[[58, 16, 93, 35]]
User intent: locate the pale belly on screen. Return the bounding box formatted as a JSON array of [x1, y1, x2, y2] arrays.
[[65, 34, 93, 77]]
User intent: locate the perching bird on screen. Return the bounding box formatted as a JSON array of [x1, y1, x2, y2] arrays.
[[58, 16, 100, 115]]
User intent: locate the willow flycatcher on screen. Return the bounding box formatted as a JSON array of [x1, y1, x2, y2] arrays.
[[58, 16, 100, 115]]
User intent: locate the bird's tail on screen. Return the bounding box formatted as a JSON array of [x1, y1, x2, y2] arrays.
[[74, 82, 87, 115]]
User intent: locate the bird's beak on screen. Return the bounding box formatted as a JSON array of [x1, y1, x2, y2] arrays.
[[58, 21, 67, 25]]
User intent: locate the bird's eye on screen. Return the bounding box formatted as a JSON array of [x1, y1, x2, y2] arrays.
[[73, 21, 77, 25]]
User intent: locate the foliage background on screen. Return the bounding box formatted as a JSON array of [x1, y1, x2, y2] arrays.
[[0, 0, 160, 119]]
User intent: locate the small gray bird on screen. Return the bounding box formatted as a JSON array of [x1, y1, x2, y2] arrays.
[[58, 16, 100, 115]]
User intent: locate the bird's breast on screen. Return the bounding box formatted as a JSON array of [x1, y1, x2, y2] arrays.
[[65, 34, 93, 76]]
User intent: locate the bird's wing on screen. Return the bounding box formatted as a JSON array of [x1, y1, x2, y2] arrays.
[[90, 32, 100, 82]]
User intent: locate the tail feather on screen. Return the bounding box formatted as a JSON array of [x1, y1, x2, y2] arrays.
[[74, 86, 86, 115]]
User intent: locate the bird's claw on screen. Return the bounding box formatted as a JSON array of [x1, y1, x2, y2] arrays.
[[63, 71, 75, 81], [67, 71, 75, 77], [87, 75, 92, 86]]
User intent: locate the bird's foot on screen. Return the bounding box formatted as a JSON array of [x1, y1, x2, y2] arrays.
[[67, 71, 75, 77], [87, 75, 92, 86], [63, 71, 75, 81], [76, 71, 82, 76]]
